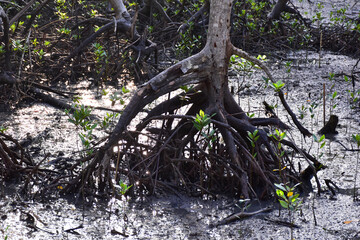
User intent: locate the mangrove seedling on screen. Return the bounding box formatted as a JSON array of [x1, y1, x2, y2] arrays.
[[193, 110, 213, 131], [109, 86, 130, 106], [65, 99, 97, 156], [330, 91, 338, 115], [298, 104, 307, 120], [247, 129, 259, 158], [275, 182, 302, 240], [313, 134, 326, 160], [193, 110, 217, 149], [270, 130, 287, 180], [275, 183, 302, 210], [116, 180, 132, 196], [65, 103, 92, 130], [309, 101, 319, 131], [0, 126, 7, 133], [271, 80, 285, 92]]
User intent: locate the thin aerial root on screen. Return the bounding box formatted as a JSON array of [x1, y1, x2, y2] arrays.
[[231, 45, 312, 137]]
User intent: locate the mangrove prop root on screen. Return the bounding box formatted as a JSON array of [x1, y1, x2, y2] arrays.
[[62, 10, 317, 198]]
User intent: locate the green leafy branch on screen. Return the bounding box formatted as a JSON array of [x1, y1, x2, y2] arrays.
[[115, 180, 132, 196], [271, 80, 285, 92], [193, 110, 217, 149], [275, 183, 302, 211], [247, 129, 259, 158]]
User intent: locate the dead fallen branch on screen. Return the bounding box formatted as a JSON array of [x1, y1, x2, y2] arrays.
[[211, 206, 273, 227]]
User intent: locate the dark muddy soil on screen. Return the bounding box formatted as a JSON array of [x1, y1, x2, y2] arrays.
[[1, 0, 360, 238], [1, 50, 359, 240]]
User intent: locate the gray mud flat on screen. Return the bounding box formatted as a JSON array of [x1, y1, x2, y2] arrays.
[[1, 1, 360, 240], [1, 50, 360, 240]]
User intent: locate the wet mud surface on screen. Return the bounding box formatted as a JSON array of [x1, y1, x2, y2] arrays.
[[1, 0, 360, 238], [1, 50, 359, 239]]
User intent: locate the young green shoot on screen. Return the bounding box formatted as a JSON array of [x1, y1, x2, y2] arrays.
[[271, 129, 287, 157], [0, 126, 8, 133], [275, 182, 302, 240], [193, 110, 213, 131], [65, 104, 93, 130], [298, 104, 307, 120], [271, 80, 285, 92], [246, 112, 255, 118], [116, 180, 132, 196], [270, 130, 287, 179], [247, 129, 259, 158], [65, 98, 98, 156], [313, 134, 326, 160], [4, 225, 9, 240], [275, 183, 302, 211], [109, 87, 130, 106], [193, 110, 217, 149], [309, 101, 319, 131]]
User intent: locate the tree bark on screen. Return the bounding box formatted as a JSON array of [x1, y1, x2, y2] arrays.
[[0, 6, 10, 71], [268, 0, 289, 20], [108, 0, 131, 21]]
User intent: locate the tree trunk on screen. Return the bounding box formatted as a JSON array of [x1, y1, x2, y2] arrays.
[[108, 0, 131, 21], [268, 0, 289, 20]]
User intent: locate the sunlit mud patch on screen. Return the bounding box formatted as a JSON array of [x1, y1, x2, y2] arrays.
[[0, 51, 359, 239], [0, 191, 240, 239], [1, 191, 360, 239]]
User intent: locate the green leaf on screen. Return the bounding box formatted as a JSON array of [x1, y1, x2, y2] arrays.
[[279, 200, 289, 209], [280, 132, 286, 140], [275, 129, 280, 136], [276, 189, 284, 197], [274, 183, 287, 192], [199, 109, 205, 118], [291, 194, 300, 202], [352, 134, 360, 146], [122, 86, 130, 93], [332, 91, 338, 99], [180, 85, 189, 92], [271, 80, 285, 91], [195, 114, 201, 121], [289, 194, 295, 202]]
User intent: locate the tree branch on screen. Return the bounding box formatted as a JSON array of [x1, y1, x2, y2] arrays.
[[0, 6, 10, 71], [231, 46, 311, 137]]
